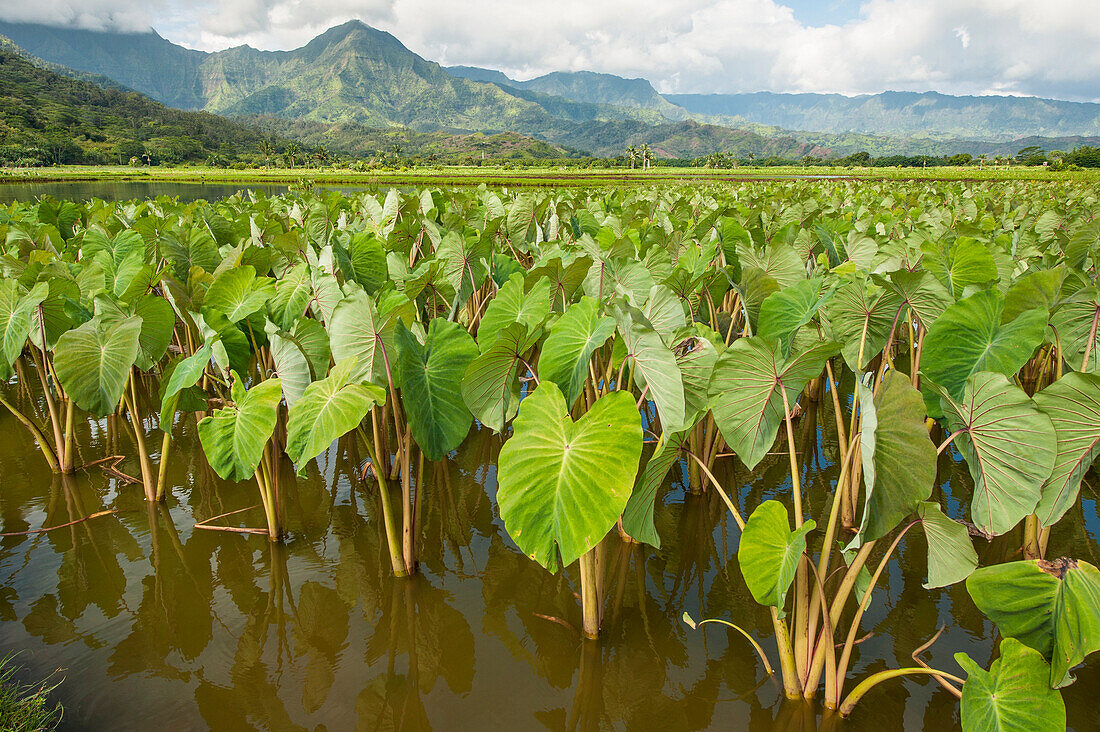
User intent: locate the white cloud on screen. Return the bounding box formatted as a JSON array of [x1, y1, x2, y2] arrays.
[[3, 0, 1099, 101]]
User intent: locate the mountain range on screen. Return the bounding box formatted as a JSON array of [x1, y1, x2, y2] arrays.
[[1, 18, 1099, 159]]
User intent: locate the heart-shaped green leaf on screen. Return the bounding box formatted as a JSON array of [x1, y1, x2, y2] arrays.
[[708, 336, 839, 470], [539, 296, 616, 409], [54, 315, 142, 417], [286, 357, 385, 470], [497, 384, 642, 572], [395, 318, 478, 461], [955, 638, 1065, 732], [197, 375, 282, 482], [738, 500, 815, 609], [1033, 372, 1100, 527], [928, 372, 1056, 536]]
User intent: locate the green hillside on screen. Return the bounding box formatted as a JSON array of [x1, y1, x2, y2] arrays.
[[0, 40, 285, 166]]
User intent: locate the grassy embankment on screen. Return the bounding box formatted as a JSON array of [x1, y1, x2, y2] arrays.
[[1, 164, 1097, 188]]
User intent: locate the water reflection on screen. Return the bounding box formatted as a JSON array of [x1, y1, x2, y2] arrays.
[[0, 381, 1096, 731]]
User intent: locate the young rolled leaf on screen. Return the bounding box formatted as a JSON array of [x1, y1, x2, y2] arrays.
[[197, 374, 283, 482], [916, 502, 978, 589], [496, 384, 642, 572], [286, 357, 386, 470], [1032, 372, 1100, 527], [966, 558, 1100, 688], [394, 318, 478, 462], [851, 371, 937, 545], [708, 336, 840, 470], [53, 315, 142, 417], [955, 638, 1066, 732], [928, 372, 1056, 536], [737, 500, 815, 609]]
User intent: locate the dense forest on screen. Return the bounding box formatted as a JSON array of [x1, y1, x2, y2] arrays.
[[0, 42, 287, 166]]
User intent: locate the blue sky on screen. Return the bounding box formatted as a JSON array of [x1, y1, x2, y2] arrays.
[[3, 1, 1098, 101]]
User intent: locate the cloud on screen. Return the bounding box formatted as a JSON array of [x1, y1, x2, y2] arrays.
[[3, 0, 1099, 101]]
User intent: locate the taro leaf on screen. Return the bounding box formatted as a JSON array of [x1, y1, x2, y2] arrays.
[[732, 267, 778, 336], [708, 336, 840, 470], [641, 284, 687, 346], [461, 323, 539, 433], [1002, 268, 1065, 324], [1049, 287, 1100, 373], [0, 279, 47, 379], [28, 277, 77, 352], [496, 384, 641, 571], [955, 638, 1066, 732], [674, 335, 718, 424], [329, 289, 408, 387], [874, 268, 951, 330], [203, 266, 275, 323], [737, 500, 815, 609], [1032, 372, 1100, 527], [159, 343, 212, 433], [437, 230, 490, 313], [269, 262, 312, 331], [476, 274, 550, 352], [737, 241, 803, 288], [852, 371, 937, 545], [339, 232, 387, 294], [394, 319, 478, 461], [622, 430, 685, 548], [194, 309, 251, 377], [823, 274, 903, 371], [622, 320, 686, 432], [929, 372, 1056, 536], [129, 294, 175, 370], [916, 502, 978, 589], [286, 357, 386, 470], [53, 315, 141, 417], [266, 321, 313, 407], [291, 317, 331, 381], [921, 289, 1047, 415], [922, 237, 998, 299], [757, 276, 832, 357], [197, 375, 282, 482], [966, 558, 1100, 688], [539, 296, 616, 409]]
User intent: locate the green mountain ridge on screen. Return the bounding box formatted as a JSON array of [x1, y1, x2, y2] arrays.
[[0, 38, 289, 165], [0, 19, 823, 157], [3, 18, 1099, 160]]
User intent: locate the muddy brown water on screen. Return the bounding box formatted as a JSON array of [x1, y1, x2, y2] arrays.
[[0, 380, 1097, 731]]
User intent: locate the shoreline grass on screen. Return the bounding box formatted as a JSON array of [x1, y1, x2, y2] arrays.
[[0, 656, 61, 732], [1, 164, 1097, 188]]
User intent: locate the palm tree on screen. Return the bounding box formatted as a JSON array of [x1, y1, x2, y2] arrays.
[[257, 140, 274, 167], [390, 144, 403, 159], [313, 146, 331, 167], [626, 145, 638, 170], [284, 142, 300, 169], [640, 143, 651, 171]]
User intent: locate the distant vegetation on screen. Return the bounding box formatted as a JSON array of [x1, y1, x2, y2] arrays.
[[0, 44, 287, 167]]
